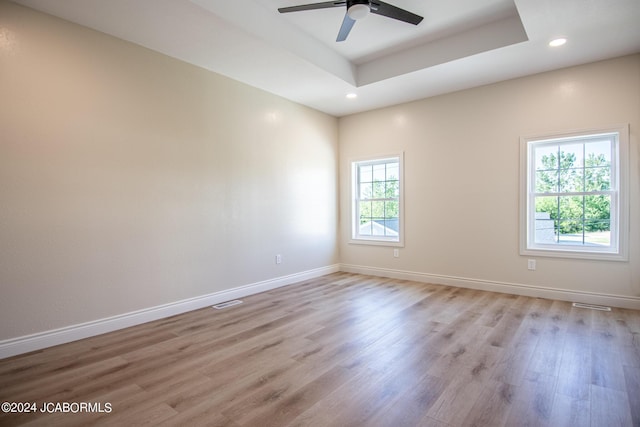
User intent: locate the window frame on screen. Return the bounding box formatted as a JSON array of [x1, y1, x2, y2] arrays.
[[350, 153, 404, 247], [519, 125, 629, 261]]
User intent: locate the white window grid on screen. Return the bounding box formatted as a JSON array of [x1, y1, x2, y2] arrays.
[[520, 126, 628, 261], [351, 154, 404, 246]]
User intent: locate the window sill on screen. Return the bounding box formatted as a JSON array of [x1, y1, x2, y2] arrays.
[[349, 238, 404, 248], [521, 246, 627, 262]]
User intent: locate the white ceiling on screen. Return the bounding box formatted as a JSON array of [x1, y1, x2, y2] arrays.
[[12, 0, 640, 117]]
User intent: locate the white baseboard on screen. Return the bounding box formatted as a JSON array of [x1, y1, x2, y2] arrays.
[[340, 264, 640, 310], [0, 264, 339, 360]]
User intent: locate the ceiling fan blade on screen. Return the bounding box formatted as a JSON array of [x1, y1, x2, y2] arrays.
[[278, 1, 346, 13], [370, 1, 423, 25], [336, 13, 356, 41]]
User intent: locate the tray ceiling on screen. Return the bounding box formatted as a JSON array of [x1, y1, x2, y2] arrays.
[[11, 0, 640, 116]]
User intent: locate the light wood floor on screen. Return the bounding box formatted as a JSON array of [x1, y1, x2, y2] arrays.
[[1, 273, 639, 426]]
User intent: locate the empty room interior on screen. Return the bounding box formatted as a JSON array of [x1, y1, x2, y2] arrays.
[[1, 0, 640, 425]]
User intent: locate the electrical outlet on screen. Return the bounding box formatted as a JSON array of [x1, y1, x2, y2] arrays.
[[393, 249, 399, 258], [275, 254, 282, 264], [527, 259, 536, 270]]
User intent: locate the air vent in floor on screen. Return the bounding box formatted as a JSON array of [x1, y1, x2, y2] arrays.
[[572, 302, 611, 311], [212, 300, 243, 309]]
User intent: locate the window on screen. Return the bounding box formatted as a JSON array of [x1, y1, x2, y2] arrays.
[[520, 126, 629, 260], [351, 154, 404, 246]]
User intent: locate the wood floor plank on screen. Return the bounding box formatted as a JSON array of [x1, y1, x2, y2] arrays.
[[590, 384, 634, 426], [566, 304, 594, 335], [623, 365, 640, 426], [491, 335, 538, 387], [485, 296, 530, 349], [503, 370, 557, 427], [239, 365, 353, 427], [426, 344, 503, 425], [218, 362, 337, 425], [291, 347, 440, 427], [490, 298, 553, 386], [0, 355, 131, 402], [460, 380, 518, 427], [591, 331, 628, 392], [426, 370, 488, 425], [619, 344, 640, 369], [328, 336, 444, 426], [365, 374, 449, 427], [425, 323, 492, 378], [285, 366, 381, 427], [548, 392, 591, 427], [527, 320, 565, 378], [155, 398, 241, 427], [479, 293, 520, 328], [1, 272, 638, 427], [555, 331, 592, 401]]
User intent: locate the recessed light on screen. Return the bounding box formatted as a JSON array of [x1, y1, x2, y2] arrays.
[[346, 93, 357, 99], [549, 38, 567, 47]]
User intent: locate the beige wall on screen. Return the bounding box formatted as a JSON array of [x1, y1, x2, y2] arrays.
[[339, 54, 640, 303], [0, 2, 338, 341]]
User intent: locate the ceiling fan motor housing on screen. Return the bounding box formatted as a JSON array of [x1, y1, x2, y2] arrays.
[[277, 0, 422, 42], [347, 0, 370, 20]]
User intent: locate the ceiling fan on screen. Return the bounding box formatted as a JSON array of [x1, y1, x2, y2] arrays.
[[278, 0, 423, 42]]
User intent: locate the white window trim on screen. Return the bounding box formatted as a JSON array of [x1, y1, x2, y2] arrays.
[[350, 152, 405, 247], [519, 125, 629, 261]]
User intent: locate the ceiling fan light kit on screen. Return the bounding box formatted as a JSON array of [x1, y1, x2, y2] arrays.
[[347, 3, 370, 20], [278, 0, 423, 42]]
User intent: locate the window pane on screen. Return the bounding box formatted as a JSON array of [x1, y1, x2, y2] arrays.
[[558, 196, 583, 221], [535, 170, 558, 193], [372, 219, 386, 236], [554, 144, 582, 192], [535, 196, 558, 217], [371, 201, 385, 218], [585, 140, 611, 166], [372, 163, 386, 182], [558, 220, 583, 244], [386, 163, 399, 180], [359, 221, 373, 236], [559, 168, 583, 192], [359, 182, 372, 199], [359, 201, 371, 223], [584, 231, 610, 246], [584, 140, 611, 192], [535, 145, 558, 171], [359, 165, 372, 183], [386, 180, 399, 198], [534, 197, 557, 244], [561, 144, 583, 168], [372, 181, 385, 198], [584, 166, 610, 191], [584, 195, 610, 220], [385, 201, 399, 219], [383, 219, 399, 236], [585, 218, 610, 233], [584, 221, 610, 246]]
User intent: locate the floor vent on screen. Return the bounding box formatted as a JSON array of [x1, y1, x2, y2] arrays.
[[572, 302, 611, 311], [212, 300, 243, 310]]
